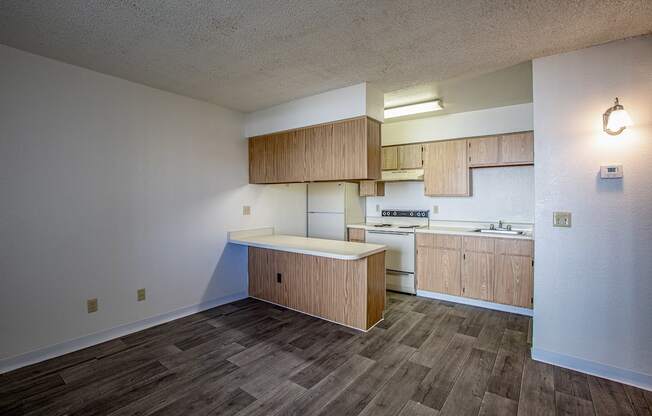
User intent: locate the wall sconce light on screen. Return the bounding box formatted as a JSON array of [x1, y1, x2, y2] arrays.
[[603, 97, 633, 135]]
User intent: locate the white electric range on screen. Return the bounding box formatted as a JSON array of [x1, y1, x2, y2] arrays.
[[363, 210, 429, 295]]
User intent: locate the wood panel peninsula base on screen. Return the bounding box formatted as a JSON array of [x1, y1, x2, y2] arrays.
[[228, 228, 387, 331]]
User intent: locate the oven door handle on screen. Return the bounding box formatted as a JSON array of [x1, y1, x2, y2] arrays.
[[386, 269, 413, 275], [366, 230, 412, 236]]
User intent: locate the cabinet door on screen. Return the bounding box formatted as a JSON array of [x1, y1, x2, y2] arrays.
[[248, 247, 274, 300], [500, 132, 534, 164], [434, 249, 462, 296], [248, 137, 268, 184], [423, 140, 469, 196], [416, 245, 461, 296], [305, 124, 335, 181], [333, 118, 367, 180], [382, 147, 398, 170], [359, 181, 384, 196], [398, 144, 423, 169], [462, 252, 494, 301], [416, 246, 436, 292], [495, 254, 533, 308], [468, 136, 499, 167], [348, 228, 365, 242], [276, 130, 306, 182]]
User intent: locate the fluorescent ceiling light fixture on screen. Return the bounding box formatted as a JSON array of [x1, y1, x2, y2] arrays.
[[384, 99, 443, 119]]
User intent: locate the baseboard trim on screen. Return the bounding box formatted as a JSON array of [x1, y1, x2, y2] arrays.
[[531, 347, 652, 392], [416, 290, 533, 317], [0, 291, 248, 374]]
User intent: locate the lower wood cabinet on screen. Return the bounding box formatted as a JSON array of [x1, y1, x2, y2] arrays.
[[347, 227, 366, 242], [248, 247, 385, 330], [494, 239, 534, 308], [416, 234, 462, 296], [416, 234, 533, 309], [462, 251, 495, 301]]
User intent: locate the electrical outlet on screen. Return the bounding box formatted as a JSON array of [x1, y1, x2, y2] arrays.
[[553, 211, 572, 227], [87, 298, 98, 313], [137, 288, 146, 301], [432, 205, 439, 214], [242, 205, 251, 215], [375, 204, 380, 213]]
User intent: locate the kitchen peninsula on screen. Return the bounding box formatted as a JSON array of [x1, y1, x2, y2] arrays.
[[228, 227, 386, 331]]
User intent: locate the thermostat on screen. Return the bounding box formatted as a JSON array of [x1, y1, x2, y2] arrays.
[[600, 164, 623, 179]]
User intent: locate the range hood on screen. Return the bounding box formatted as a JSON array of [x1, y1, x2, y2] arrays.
[[381, 169, 424, 182]]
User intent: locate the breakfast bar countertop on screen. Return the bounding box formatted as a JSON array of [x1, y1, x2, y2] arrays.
[[228, 227, 386, 260]]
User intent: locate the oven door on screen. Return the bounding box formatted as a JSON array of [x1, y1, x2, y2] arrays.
[[365, 230, 415, 273]]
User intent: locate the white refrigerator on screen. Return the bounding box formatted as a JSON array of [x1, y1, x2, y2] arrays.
[[307, 182, 365, 241]]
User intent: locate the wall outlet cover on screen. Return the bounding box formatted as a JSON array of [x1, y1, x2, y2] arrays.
[[432, 205, 439, 214], [553, 211, 572, 227], [137, 288, 146, 301], [87, 298, 98, 313], [242, 205, 251, 215]]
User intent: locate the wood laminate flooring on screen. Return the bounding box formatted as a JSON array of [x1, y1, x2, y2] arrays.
[[1, 292, 650, 415]]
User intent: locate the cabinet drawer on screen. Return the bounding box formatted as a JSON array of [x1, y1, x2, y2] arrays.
[[416, 233, 434, 247], [495, 239, 533, 256], [463, 236, 495, 253], [435, 234, 462, 250]]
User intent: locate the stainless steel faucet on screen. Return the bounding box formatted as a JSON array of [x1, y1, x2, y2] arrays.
[[498, 220, 503, 229]]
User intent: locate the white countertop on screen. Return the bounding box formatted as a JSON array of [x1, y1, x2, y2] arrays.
[[348, 220, 534, 240], [228, 227, 386, 260]]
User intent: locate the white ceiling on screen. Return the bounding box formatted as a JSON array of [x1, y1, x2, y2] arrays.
[[1, 1, 650, 113]]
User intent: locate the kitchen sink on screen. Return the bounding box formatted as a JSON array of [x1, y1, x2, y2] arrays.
[[473, 228, 524, 235]]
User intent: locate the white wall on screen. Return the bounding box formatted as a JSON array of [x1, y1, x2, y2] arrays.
[[0, 45, 306, 367], [382, 103, 533, 145], [370, 104, 535, 223], [532, 36, 652, 389], [244, 82, 383, 137], [366, 167, 534, 223]]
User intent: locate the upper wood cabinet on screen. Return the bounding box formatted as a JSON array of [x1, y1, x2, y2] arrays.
[[468, 136, 500, 167], [468, 132, 533, 167], [381, 144, 423, 170], [398, 144, 423, 169], [359, 180, 385, 197], [500, 132, 534, 164], [423, 140, 469, 196], [248, 117, 381, 184], [381, 146, 398, 170]]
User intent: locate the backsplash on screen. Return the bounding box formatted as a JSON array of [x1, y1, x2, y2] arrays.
[[366, 166, 534, 223]]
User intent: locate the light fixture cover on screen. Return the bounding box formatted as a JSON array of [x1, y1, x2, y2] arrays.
[[384, 100, 443, 119], [603, 97, 633, 135], [606, 108, 633, 131]]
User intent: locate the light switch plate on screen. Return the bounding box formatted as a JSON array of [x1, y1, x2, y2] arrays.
[[242, 205, 251, 215], [553, 211, 572, 227]]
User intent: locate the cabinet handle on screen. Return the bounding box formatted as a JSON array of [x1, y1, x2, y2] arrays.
[[276, 273, 282, 283]]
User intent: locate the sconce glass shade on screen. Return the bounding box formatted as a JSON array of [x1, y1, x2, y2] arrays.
[[603, 97, 633, 135], [606, 108, 633, 132]]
